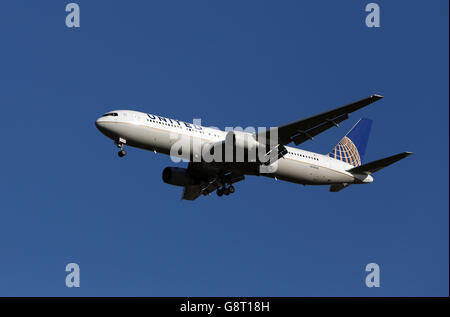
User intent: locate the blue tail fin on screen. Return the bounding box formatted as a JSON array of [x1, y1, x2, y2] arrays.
[[328, 118, 372, 166]]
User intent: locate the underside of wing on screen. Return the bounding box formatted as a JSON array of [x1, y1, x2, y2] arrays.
[[182, 184, 203, 200], [181, 162, 246, 200]]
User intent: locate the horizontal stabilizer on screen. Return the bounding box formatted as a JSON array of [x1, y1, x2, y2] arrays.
[[347, 152, 412, 175], [330, 183, 351, 192]]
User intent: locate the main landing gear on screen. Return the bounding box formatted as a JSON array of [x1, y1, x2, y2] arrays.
[[115, 138, 127, 158], [216, 185, 235, 197]]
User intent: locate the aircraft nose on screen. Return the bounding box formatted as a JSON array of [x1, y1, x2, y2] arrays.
[[95, 117, 106, 132], [95, 118, 101, 129], [95, 116, 117, 139]]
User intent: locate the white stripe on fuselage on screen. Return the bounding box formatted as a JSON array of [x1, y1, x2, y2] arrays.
[[95, 110, 362, 185]]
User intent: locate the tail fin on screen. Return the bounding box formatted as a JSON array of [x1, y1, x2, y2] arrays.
[[328, 118, 372, 167]]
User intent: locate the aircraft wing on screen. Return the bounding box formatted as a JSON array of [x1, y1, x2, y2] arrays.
[[181, 163, 246, 200], [259, 94, 383, 146], [182, 184, 203, 201]]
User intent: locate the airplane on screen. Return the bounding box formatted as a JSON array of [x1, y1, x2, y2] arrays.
[[95, 94, 412, 200]]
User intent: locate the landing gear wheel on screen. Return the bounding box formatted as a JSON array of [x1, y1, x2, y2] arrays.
[[228, 185, 235, 193], [115, 138, 127, 158], [223, 187, 230, 196], [217, 188, 224, 197]]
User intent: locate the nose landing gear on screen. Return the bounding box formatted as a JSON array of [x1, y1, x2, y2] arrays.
[[115, 138, 127, 158]]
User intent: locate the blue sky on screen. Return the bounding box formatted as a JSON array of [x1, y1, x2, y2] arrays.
[[0, 1, 448, 296]]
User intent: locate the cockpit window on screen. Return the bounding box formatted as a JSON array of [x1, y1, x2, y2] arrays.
[[101, 112, 118, 117]]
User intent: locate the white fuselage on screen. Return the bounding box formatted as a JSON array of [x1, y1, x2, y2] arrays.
[[95, 110, 373, 186]]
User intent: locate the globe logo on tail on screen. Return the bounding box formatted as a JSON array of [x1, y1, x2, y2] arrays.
[[328, 136, 362, 167]]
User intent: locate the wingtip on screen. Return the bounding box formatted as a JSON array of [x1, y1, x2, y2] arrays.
[[372, 94, 384, 99], [399, 151, 413, 158]]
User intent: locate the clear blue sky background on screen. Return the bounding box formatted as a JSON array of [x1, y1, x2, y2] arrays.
[[0, 1, 448, 296]]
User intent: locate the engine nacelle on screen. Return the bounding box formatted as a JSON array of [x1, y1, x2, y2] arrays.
[[162, 167, 194, 187]]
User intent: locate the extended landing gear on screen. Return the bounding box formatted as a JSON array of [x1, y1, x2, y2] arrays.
[[115, 138, 127, 158], [216, 185, 235, 197]]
